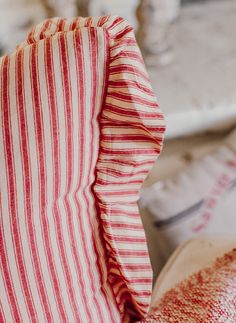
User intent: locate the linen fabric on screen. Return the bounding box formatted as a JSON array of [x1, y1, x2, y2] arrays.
[[0, 16, 165, 322], [151, 236, 236, 305], [140, 146, 236, 260], [142, 247, 236, 322]]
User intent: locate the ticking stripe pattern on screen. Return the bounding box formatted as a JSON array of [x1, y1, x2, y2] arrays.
[[0, 16, 165, 322]]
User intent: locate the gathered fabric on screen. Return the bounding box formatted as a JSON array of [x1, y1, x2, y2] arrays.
[[0, 16, 165, 322]]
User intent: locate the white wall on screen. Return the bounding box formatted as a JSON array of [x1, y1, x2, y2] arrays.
[[89, 0, 138, 29]]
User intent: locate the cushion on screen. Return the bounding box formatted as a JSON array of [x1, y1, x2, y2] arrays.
[[0, 16, 165, 322], [143, 236, 236, 322], [151, 235, 236, 305], [140, 144, 236, 263]]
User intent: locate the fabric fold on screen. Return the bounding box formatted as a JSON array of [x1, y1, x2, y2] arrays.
[[1, 15, 165, 322], [93, 17, 166, 321]]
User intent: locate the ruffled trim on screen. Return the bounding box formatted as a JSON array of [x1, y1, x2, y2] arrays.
[[92, 17, 165, 321], [17, 16, 130, 50], [18, 16, 166, 321]]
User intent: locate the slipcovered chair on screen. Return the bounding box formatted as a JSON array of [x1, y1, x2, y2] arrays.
[[0, 16, 165, 322]]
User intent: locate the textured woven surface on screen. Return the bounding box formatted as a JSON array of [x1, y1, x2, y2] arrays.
[[0, 16, 165, 322], [142, 248, 236, 322]]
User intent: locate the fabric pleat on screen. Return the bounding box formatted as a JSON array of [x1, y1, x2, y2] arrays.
[[0, 16, 165, 323]]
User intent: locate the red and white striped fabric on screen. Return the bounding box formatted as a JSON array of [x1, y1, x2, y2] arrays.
[[0, 16, 165, 322]]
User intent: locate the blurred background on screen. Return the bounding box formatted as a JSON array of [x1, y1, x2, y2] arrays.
[[0, 0, 235, 146], [1, 0, 236, 278]]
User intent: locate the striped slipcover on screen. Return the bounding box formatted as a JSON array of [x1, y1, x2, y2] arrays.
[[0, 16, 165, 322]]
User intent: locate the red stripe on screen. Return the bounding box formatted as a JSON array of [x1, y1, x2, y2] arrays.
[[58, 32, 85, 321], [110, 65, 150, 83], [104, 222, 144, 230], [103, 134, 160, 142], [45, 35, 82, 321], [116, 51, 144, 64], [100, 147, 161, 155], [100, 190, 139, 196], [107, 92, 157, 108], [1, 58, 22, 323], [105, 233, 146, 244], [0, 300, 6, 323], [105, 104, 161, 118], [108, 80, 154, 96], [98, 159, 155, 167], [16, 49, 53, 322], [38, 20, 51, 42], [101, 123, 165, 132], [99, 167, 148, 177], [73, 30, 96, 321], [100, 207, 139, 217], [86, 26, 109, 323], [73, 29, 98, 322], [0, 212, 21, 322], [107, 16, 126, 31], [2, 56, 37, 322], [111, 38, 137, 53], [90, 28, 123, 323], [113, 25, 133, 41], [98, 16, 110, 27], [128, 278, 153, 284], [85, 16, 93, 27], [123, 264, 152, 270], [30, 43, 68, 322], [118, 250, 149, 257], [97, 179, 144, 186]]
